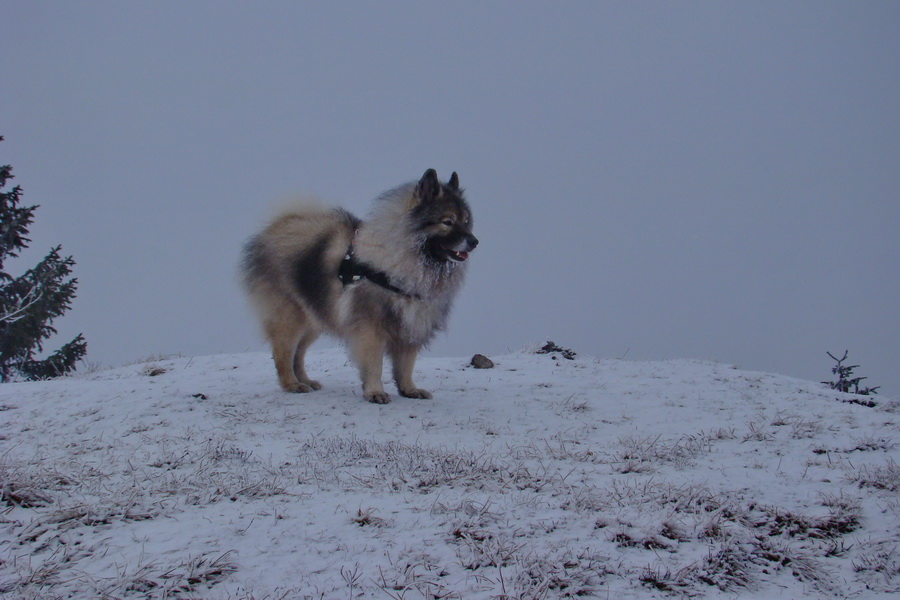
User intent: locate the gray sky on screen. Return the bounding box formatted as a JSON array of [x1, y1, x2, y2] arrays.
[[2, 2, 898, 395]]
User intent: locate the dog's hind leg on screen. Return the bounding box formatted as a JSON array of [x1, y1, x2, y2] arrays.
[[263, 300, 317, 394], [391, 344, 432, 399], [292, 329, 323, 391]]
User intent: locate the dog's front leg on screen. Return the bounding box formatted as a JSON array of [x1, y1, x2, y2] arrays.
[[349, 328, 390, 404], [391, 345, 432, 399]]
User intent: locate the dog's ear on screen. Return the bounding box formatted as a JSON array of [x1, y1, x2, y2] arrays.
[[417, 169, 442, 202], [448, 171, 459, 191]]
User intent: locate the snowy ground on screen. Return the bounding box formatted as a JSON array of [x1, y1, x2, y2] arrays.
[[1, 346, 898, 599]]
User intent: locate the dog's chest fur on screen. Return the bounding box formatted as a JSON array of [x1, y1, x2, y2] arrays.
[[337, 283, 453, 347], [394, 294, 453, 346]]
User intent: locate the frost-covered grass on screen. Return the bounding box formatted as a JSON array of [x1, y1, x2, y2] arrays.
[[1, 348, 897, 598]]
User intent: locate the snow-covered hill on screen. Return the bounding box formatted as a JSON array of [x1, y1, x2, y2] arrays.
[[1, 348, 897, 599]]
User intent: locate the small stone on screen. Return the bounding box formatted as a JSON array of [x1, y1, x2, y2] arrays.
[[471, 354, 494, 369]]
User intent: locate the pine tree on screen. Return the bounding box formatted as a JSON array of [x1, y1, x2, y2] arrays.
[[823, 350, 879, 396], [0, 137, 87, 381]]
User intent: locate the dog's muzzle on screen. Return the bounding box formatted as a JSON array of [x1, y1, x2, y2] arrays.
[[446, 235, 478, 262]]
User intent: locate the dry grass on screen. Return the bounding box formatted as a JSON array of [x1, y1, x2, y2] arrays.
[[1, 372, 897, 600]]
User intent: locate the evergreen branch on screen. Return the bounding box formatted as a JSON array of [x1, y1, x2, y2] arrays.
[[0, 282, 43, 324]]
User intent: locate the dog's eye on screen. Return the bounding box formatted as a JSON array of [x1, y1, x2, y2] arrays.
[[441, 218, 455, 227]]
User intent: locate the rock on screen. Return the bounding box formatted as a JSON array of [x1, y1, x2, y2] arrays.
[[470, 354, 494, 369]]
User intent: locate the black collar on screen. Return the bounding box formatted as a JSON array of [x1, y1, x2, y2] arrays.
[[338, 246, 421, 299]]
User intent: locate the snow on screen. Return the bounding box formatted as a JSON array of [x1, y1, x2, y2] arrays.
[[1, 347, 898, 599]]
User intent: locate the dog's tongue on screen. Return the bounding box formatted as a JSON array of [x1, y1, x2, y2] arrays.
[[455, 251, 469, 261]]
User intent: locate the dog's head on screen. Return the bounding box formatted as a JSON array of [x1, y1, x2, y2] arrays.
[[410, 169, 479, 263]]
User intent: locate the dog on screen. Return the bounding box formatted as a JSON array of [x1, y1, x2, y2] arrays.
[[242, 169, 478, 403]]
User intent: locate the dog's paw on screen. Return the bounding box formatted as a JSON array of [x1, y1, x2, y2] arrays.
[[281, 379, 314, 393], [366, 391, 392, 404], [300, 379, 323, 391], [399, 388, 433, 400], [283, 379, 322, 393]]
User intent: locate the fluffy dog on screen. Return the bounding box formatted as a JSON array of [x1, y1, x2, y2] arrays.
[[242, 169, 477, 403]]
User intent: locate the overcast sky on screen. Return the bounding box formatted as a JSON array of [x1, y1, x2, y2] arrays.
[[2, 2, 898, 395]]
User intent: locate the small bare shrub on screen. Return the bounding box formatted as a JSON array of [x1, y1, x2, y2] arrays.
[[851, 458, 900, 492]]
